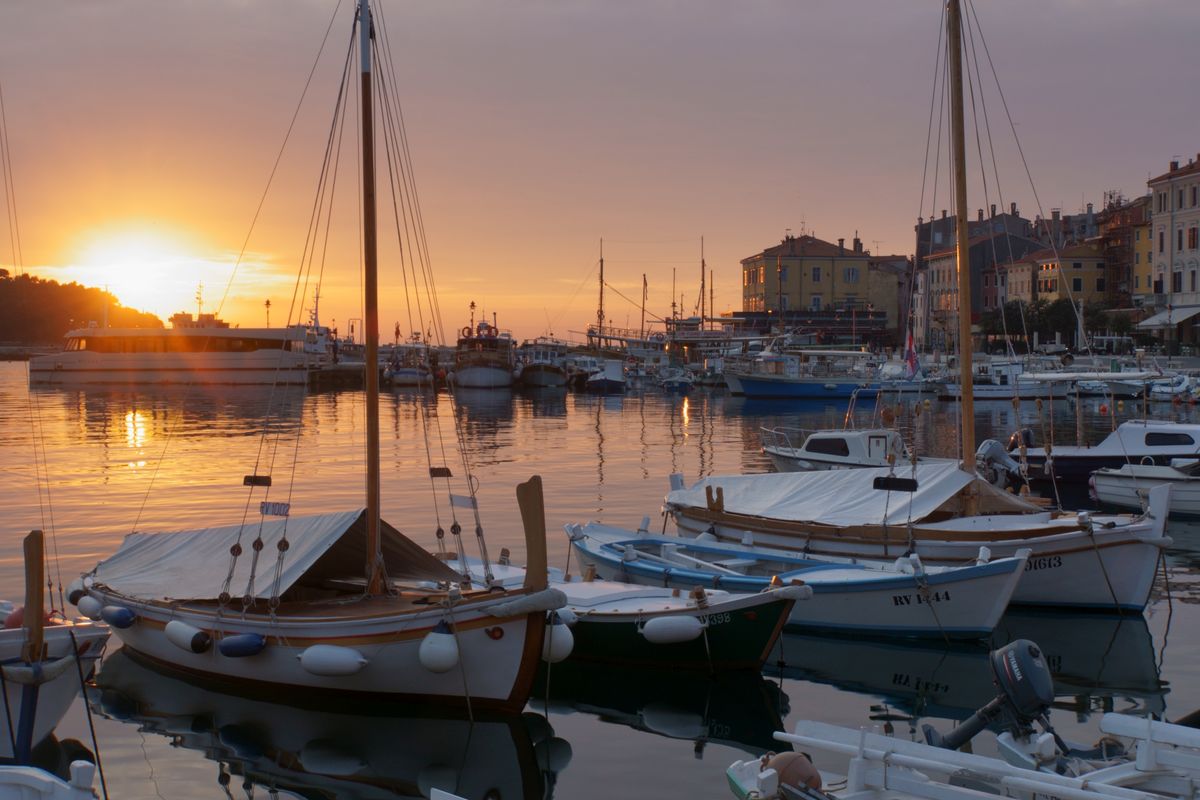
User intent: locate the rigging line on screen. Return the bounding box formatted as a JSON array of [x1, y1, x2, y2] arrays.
[[214, 1, 345, 321], [917, 1, 947, 223], [0, 78, 24, 271], [966, 1, 1091, 360], [26, 383, 66, 609]]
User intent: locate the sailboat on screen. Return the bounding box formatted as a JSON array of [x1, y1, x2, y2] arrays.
[[657, 1, 1174, 613], [70, 0, 563, 711]]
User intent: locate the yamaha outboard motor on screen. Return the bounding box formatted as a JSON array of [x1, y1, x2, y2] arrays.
[[924, 639, 1061, 752]]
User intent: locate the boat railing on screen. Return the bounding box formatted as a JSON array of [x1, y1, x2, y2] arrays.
[[760, 426, 813, 453]]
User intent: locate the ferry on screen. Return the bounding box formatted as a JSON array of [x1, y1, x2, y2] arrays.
[[28, 312, 329, 385]]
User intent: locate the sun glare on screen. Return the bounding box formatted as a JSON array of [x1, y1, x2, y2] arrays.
[[64, 227, 233, 323]]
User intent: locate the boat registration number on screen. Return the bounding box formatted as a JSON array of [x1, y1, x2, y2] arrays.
[[700, 612, 732, 626], [1024, 555, 1063, 572], [891, 590, 952, 606]]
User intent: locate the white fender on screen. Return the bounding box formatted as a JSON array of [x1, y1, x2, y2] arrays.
[[640, 615, 704, 644], [418, 622, 459, 673], [541, 615, 574, 664], [76, 595, 103, 621], [299, 644, 368, 677], [165, 620, 212, 654], [535, 736, 574, 773]]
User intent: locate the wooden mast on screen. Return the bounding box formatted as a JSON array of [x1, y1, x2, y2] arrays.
[[359, 0, 383, 593], [948, 0, 976, 473]]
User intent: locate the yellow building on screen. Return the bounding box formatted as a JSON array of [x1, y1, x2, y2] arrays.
[[741, 234, 873, 315], [1133, 219, 1155, 296], [1033, 242, 1107, 304]]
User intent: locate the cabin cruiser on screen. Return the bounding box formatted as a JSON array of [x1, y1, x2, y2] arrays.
[[760, 427, 947, 472]]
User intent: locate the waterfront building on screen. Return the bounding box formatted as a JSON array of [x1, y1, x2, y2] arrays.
[[1096, 193, 1151, 307], [1137, 155, 1200, 348], [1032, 242, 1107, 306]]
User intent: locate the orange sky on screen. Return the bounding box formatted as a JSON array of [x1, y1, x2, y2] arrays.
[[3, 1, 1199, 342]]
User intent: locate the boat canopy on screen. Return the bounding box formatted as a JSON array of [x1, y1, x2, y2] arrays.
[[91, 509, 462, 602], [669, 462, 1039, 527]]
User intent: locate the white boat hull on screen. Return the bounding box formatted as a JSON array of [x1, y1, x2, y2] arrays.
[[0, 620, 109, 760], [83, 589, 543, 711], [1092, 467, 1200, 517], [669, 510, 1168, 610], [28, 351, 313, 385], [452, 365, 514, 388]]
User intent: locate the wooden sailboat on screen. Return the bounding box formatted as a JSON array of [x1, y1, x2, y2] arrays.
[[661, 0, 1173, 613], [73, 0, 563, 711]]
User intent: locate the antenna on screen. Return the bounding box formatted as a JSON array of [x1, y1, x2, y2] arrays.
[[195, 282, 204, 318]]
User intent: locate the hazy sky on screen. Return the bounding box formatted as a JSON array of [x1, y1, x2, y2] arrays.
[[3, 1, 1199, 341]]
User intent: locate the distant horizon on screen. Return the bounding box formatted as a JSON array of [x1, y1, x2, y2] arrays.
[[3, 0, 1197, 341]]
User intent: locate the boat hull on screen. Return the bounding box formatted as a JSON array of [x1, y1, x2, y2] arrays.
[[0, 620, 109, 760], [668, 507, 1167, 611], [568, 527, 1024, 640], [731, 374, 878, 399], [1092, 468, 1200, 517], [519, 364, 568, 388], [82, 590, 544, 712], [452, 365, 515, 388], [565, 590, 794, 671], [28, 351, 313, 385]]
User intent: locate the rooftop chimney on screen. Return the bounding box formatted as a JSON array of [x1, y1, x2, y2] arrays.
[[1086, 202, 1093, 215], [1052, 209, 1060, 222], [1010, 202, 1017, 215], [991, 204, 997, 218], [838, 238, 845, 254], [1171, 160, 1180, 171], [942, 209, 948, 219], [853, 237, 862, 253], [977, 209, 984, 221]]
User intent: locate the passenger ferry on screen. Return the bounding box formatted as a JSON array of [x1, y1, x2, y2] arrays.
[[29, 312, 329, 385]]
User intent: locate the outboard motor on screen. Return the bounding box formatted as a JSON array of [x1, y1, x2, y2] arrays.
[[975, 439, 1022, 489], [924, 639, 1060, 752]]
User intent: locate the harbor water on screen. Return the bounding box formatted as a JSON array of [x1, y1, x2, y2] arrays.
[[2, 360, 1198, 799]]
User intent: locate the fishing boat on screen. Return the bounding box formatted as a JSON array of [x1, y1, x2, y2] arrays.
[[516, 337, 571, 388], [937, 359, 1058, 401], [1091, 461, 1200, 518], [71, 0, 563, 712], [656, 366, 694, 393], [443, 554, 803, 671], [28, 312, 329, 386], [382, 338, 433, 387], [584, 358, 626, 394], [92, 648, 554, 800], [452, 319, 518, 388], [1, 532, 109, 766], [566, 522, 1027, 640], [664, 462, 1172, 610], [724, 349, 881, 400]]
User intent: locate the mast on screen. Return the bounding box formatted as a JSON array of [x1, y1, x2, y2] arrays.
[[597, 238, 605, 339], [359, 0, 383, 593], [948, 0, 975, 470], [700, 236, 706, 328]]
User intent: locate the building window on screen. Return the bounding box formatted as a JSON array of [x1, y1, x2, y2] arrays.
[[1135, 275, 1140, 289], [1193, 271, 1198, 292], [1179, 229, 1185, 252], [844, 267, 859, 283], [1189, 227, 1199, 250], [759, 266, 765, 283], [812, 267, 821, 282], [1173, 272, 1184, 293], [1135, 252, 1141, 264], [1072, 261, 1082, 269], [1160, 230, 1165, 253], [810, 295, 822, 311], [1180, 190, 1186, 209], [780, 295, 789, 311], [1194, 186, 1199, 207], [1097, 277, 1106, 292], [1072, 277, 1082, 292]]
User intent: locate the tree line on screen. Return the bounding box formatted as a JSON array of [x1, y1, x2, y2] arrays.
[[979, 299, 1137, 353], [0, 269, 162, 344]]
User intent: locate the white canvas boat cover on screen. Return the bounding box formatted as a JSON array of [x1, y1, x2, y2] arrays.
[[668, 462, 1039, 527], [91, 508, 462, 601]]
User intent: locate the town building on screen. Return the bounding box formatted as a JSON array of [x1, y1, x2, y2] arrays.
[[1138, 155, 1200, 346], [1031, 242, 1107, 305]]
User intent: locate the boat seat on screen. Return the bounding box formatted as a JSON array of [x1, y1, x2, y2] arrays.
[[710, 558, 759, 570]]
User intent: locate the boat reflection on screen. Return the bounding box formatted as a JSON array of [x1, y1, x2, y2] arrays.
[[530, 661, 788, 756], [92, 649, 554, 799], [767, 608, 1166, 725]]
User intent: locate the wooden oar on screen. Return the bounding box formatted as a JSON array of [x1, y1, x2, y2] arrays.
[[21, 530, 45, 664], [516, 476, 548, 590]]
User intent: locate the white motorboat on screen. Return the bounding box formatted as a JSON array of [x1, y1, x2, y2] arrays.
[[71, 0, 564, 713], [760, 427, 945, 472], [664, 462, 1172, 610], [585, 358, 626, 394], [0, 763, 97, 800], [566, 522, 1027, 640], [29, 313, 330, 386], [1091, 460, 1200, 517], [729, 639, 1200, 800]]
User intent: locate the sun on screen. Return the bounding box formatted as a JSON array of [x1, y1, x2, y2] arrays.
[[65, 227, 229, 322]]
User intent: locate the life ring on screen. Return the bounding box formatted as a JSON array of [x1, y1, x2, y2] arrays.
[[461, 326, 472, 338], [652, 333, 665, 342]]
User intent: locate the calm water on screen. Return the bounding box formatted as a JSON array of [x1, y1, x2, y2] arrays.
[[3, 360, 1199, 799]]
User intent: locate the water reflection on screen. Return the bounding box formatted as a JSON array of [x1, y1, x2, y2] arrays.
[[531, 662, 788, 757], [93, 649, 552, 799], [767, 609, 1166, 727]]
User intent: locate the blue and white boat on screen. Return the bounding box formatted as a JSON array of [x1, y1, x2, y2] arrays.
[[565, 523, 1027, 640], [725, 349, 880, 399], [584, 359, 626, 394]]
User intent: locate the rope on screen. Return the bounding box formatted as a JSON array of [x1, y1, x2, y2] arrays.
[[68, 630, 108, 800]]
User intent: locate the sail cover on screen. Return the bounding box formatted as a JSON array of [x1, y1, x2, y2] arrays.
[[92, 508, 462, 601], [668, 462, 1038, 528]]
